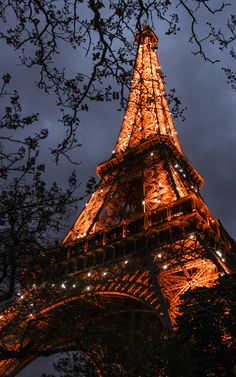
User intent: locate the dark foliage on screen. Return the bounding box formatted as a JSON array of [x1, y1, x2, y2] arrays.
[[0, 75, 79, 302], [171, 273, 236, 377]]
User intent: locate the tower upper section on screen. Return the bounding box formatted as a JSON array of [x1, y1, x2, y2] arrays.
[[114, 27, 182, 154]]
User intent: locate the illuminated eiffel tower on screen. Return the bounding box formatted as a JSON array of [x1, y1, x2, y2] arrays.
[[0, 26, 234, 376], [62, 26, 233, 325]]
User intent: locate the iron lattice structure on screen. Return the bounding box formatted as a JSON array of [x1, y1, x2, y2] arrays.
[[0, 27, 234, 376]]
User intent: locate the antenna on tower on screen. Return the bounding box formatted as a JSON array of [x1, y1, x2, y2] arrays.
[[143, 19, 149, 28]]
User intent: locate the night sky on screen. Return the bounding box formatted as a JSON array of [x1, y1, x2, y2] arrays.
[[0, 2, 235, 376]]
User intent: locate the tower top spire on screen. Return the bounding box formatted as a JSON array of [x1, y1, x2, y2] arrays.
[[114, 26, 182, 154], [135, 26, 159, 47]]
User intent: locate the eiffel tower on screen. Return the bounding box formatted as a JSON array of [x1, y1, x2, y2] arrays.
[[0, 26, 234, 376], [62, 25, 234, 323]]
